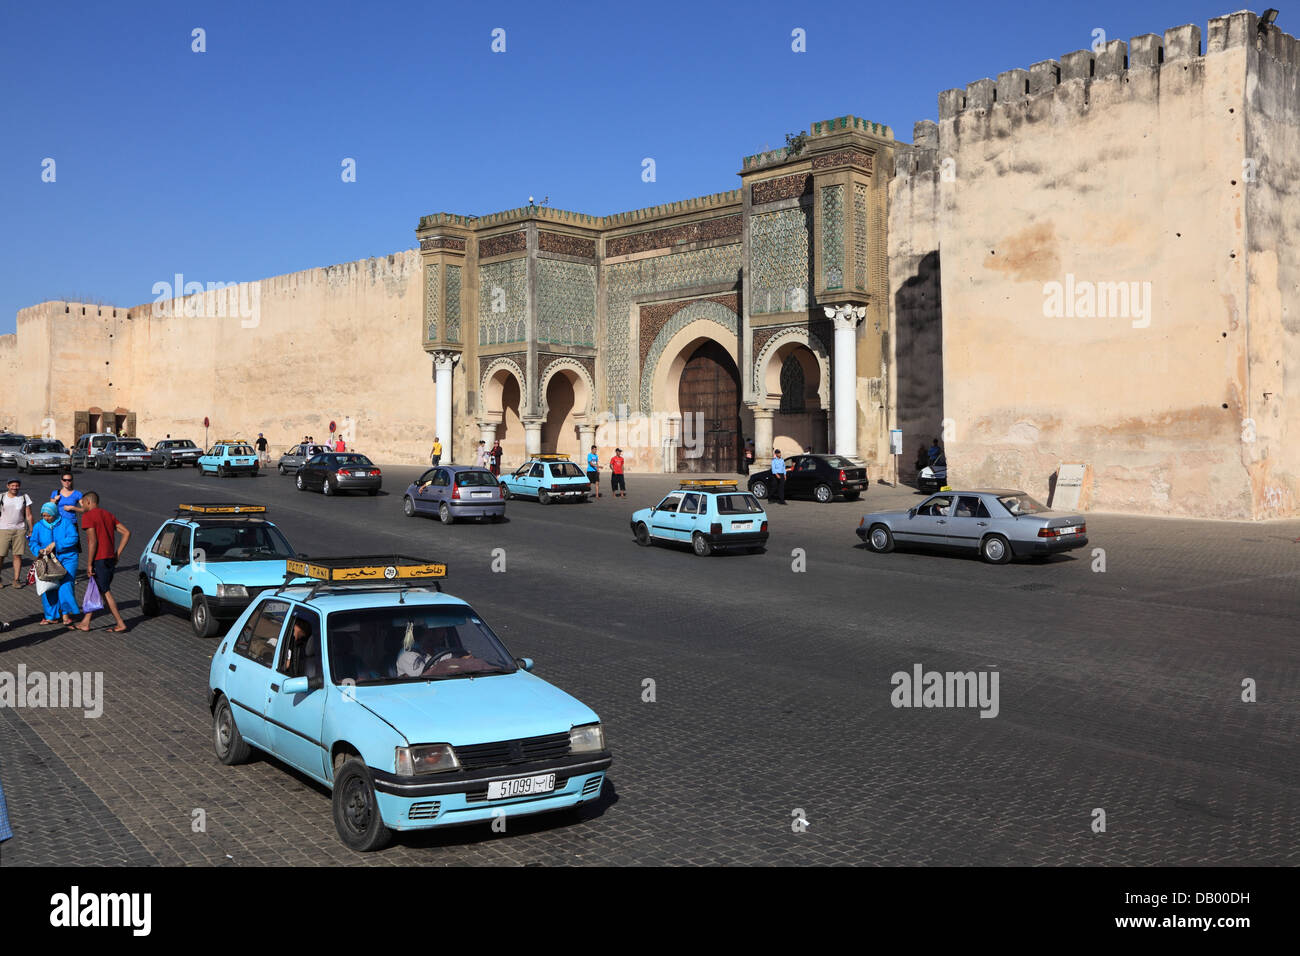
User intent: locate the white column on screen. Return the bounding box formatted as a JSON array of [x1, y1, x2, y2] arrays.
[[577, 423, 596, 458], [477, 422, 498, 454], [524, 420, 543, 457], [432, 350, 459, 462], [825, 305, 866, 459], [752, 407, 774, 470]]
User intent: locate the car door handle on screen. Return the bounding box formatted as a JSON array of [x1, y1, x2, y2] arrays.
[[270, 683, 280, 693], [977, 521, 988, 526], [228, 664, 237, 672], [937, 519, 947, 524]]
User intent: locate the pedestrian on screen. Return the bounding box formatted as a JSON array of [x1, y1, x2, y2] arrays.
[[28, 501, 80, 626], [610, 447, 627, 498], [430, 436, 442, 466], [489, 439, 502, 477], [770, 448, 787, 504], [255, 432, 269, 466], [71, 491, 130, 633], [586, 445, 601, 499], [928, 438, 943, 464], [477, 441, 490, 469], [743, 438, 754, 476], [0, 478, 33, 588], [334, 435, 345, 452]]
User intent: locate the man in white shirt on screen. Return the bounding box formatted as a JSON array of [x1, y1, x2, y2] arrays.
[[0, 478, 34, 588]]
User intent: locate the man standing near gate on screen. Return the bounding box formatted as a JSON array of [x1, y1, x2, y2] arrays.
[[770, 449, 787, 505]]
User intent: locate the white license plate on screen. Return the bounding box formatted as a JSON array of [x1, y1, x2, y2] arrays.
[[487, 773, 556, 800], [1058, 526, 1079, 535], [471, 491, 491, 498], [731, 521, 753, 530]]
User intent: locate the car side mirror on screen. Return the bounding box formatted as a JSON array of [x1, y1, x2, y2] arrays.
[[907, 508, 917, 518], [516, 657, 534, 672], [282, 676, 310, 695]]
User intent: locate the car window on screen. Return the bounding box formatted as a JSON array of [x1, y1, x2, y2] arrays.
[[550, 462, 584, 478], [230, 445, 254, 455], [206, 446, 220, 456], [920, 496, 954, 516], [330, 605, 516, 685], [528, 463, 544, 478], [657, 493, 683, 513], [456, 470, 497, 487], [306, 455, 326, 466], [151, 525, 180, 559], [277, 609, 322, 679], [715, 493, 764, 515], [821, 456, 858, 469], [998, 494, 1047, 516], [195, 523, 293, 561], [797, 458, 818, 472], [416, 469, 436, 484], [681, 493, 703, 513], [234, 600, 289, 668], [954, 496, 983, 518], [433, 470, 450, 487]]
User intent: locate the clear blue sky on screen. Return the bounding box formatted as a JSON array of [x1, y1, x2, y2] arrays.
[[0, 0, 1251, 332]]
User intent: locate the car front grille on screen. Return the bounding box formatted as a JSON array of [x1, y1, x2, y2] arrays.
[[408, 800, 441, 820], [455, 732, 571, 771], [582, 775, 604, 796]]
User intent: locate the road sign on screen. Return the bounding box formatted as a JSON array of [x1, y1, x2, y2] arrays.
[[203, 416, 210, 428], [329, 420, 337, 433]]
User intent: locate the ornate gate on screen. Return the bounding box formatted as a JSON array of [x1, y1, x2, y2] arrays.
[[676, 341, 740, 473]]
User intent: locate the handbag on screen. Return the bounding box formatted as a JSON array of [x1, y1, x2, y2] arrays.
[[25, 565, 36, 586], [82, 575, 104, 613], [35, 552, 67, 583]]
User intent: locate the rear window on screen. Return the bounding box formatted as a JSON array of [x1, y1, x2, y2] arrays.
[[997, 494, 1048, 516], [715, 493, 764, 515], [456, 470, 497, 487], [821, 456, 860, 469], [549, 462, 584, 478], [117, 440, 147, 451], [228, 445, 255, 455], [333, 454, 373, 467]]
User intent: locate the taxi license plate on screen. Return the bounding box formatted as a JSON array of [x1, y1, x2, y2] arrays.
[[487, 773, 556, 800], [1058, 526, 1079, 535], [472, 491, 491, 498], [731, 521, 753, 530]]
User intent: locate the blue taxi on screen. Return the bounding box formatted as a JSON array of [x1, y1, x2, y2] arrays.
[[140, 503, 299, 637], [630, 479, 769, 556], [499, 454, 590, 504], [198, 440, 260, 477], [207, 556, 612, 852]]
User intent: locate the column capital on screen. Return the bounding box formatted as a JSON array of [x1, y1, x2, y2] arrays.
[[823, 303, 867, 332], [430, 349, 461, 371], [751, 406, 775, 421]]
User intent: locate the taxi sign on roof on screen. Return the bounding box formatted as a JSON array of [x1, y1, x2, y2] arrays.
[[215, 439, 248, 445], [177, 503, 266, 514], [286, 555, 447, 582], [534, 454, 571, 461], [678, 479, 739, 490]]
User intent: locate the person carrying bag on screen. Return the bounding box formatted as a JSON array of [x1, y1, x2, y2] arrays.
[[27, 501, 81, 625]]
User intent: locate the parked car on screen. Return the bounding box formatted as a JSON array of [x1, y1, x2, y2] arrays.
[[499, 455, 590, 504], [139, 503, 299, 637], [917, 455, 948, 494], [857, 489, 1088, 564], [151, 439, 202, 468], [748, 454, 868, 503], [198, 441, 260, 477], [404, 466, 505, 524], [15, 438, 71, 474], [93, 438, 152, 470], [630, 479, 769, 556], [0, 433, 28, 468], [207, 555, 612, 851], [295, 452, 381, 496], [71, 433, 118, 469], [277, 443, 330, 475]]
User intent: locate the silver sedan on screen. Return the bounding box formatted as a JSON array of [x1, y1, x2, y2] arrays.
[[857, 489, 1088, 564], [276, 443, 329, 475]]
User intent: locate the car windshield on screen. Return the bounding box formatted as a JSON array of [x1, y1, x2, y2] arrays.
[[715, 493, 764, 515], [328, 605, 517, 685], [29, 441, 64, 453], [998, 494, 1048, 516], [0, 437, 24, 448], [193, 523, 294, 561], [456, 470, 497, 487], [549, 462, 584, 478]]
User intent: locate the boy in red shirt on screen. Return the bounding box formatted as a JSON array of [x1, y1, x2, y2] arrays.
[[609, 447, 627, 498], [72, 491, 131, 633]]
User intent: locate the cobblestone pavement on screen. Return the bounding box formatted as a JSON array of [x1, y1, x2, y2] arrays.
[[0, 466, 1296, 866]]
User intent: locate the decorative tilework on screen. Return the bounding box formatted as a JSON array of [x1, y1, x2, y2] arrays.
[[537, 259, 596, 346], [821, 185, 844, 290], [445, 265, 462, 343], [539, 356, 597, 415], [479, 355, 527, 413], [420, 236, 466, 251], [638, 299, 738, 412], [538, 231, 596, 258], [750, 207, 811, 315], [811, 149, 873, 172], [853, 184, 868, 291], [480, 232, 526, 258], [478, 259, 527, 346], [639, 294, 739, 370], [751, 324, 832, 401], [424, 262, 440, 341], [603, 244, 742, 410], [605, 216, 741, 258], [751, 174, 812, 206]]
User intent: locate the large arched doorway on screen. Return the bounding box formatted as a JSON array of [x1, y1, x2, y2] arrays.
[[677, 341, 741, 473], [483, 364, 525, 466]]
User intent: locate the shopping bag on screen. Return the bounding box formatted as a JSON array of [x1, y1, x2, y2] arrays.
[[36, 576, 57, 596], [25, 565, 36, 586], [35, 553, 67, 582], [82, 575, 104, 613]]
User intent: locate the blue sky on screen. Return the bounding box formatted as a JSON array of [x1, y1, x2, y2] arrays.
[[0, 0, 1250, 332]]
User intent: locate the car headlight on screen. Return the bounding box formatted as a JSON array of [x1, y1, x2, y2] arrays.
[[216, 584, 248, 598], [395, 744, 460, 776], [569, 723, 605, 754]]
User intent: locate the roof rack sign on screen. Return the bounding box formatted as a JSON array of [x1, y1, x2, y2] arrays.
[[177, 503, 267, 514], [678, 479, 738, 490], [534, 454, 571, 461], [286, 556, 447, 583]]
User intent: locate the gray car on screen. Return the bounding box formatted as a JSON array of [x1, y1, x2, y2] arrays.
[[15, 439, 71, 474], [403, 465, 505, 524], [276, 443, 329, 475], [0, 434, 27, 467], [151, 438, 202, 468], [857, 489, 1088, 564], [93, 439, 153, 471]]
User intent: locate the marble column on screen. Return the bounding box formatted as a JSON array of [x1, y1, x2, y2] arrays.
[[752, 407, 774, 469], [825, 305, 866, 459], [431, 350, 459, 463], [523, 419, 544, 457], [577, 423, 596, 458]]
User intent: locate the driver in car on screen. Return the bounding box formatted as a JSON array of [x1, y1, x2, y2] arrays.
[[395, 623, 476, 677]]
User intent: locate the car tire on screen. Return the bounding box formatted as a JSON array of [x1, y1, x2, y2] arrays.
[[814, 483, 833, 504], [980, 534, 1012, 565], [749, 479, 768, 499], [333, 757, 392, 852], [191, 593, 219, 638], [213, 696, 252, 766], [403, 496, 415, 517], [323, 479, 335, 496], [139, 575, 159, 616], [439, 502, 453, 525], [692, 532, 713, 557], [538, 489, 551, 506], [634, 522, 650, 546], [278, 464, 286, 475], [15, 462, 23, 474], [296, 474, 306, 491], [499, 484, 511, 500], [867, 524, 895, 554]]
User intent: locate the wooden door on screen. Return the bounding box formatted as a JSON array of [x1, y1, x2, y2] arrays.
[[676, 341, 740, 473]]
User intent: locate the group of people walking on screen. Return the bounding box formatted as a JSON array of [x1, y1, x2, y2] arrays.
[[0, 472, 129, 633]]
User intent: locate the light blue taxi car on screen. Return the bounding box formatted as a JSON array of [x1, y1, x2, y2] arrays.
[[630, 479, 769, 556], [207, 556, 612, 852], [198, 440, 260, 477], [499, 454, 591, 504], [139, 503, 299, 637]]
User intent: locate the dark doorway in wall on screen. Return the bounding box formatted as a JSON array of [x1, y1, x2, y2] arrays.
[[676, 341, 741, 473]]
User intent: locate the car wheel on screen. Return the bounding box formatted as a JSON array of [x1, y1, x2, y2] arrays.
[[439, 502, 453, 525], [296, 474, 306, 491], [139, 575, 159, 615], [332, 757, 392, 852], [692, 532, 713, 557], [278, 464, 286, 475], [191, 593, 219, 637], [867, 524, 895, 554], [15, 462, 23, 474], [634, 522, 650, 546], [750, 479, 768, 500], [814, 483, 833, 504], [213, 696, 252, 766], [403, 496, 415, 517], [322, 479, 335, 496], [981, 534, 1012, 565], [499, 484, 511, 501], [538, 489, 551, 505]]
